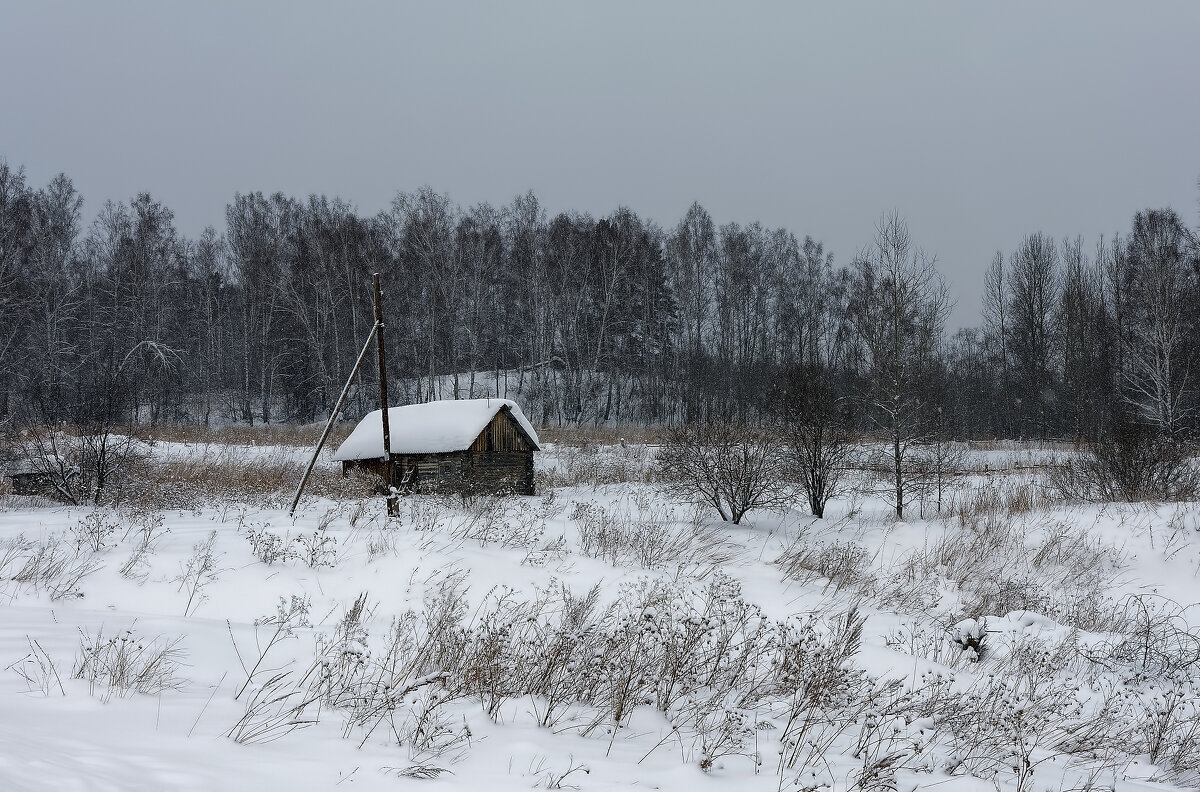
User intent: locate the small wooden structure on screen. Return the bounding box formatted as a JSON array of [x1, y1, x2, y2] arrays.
[[332, 399, 540, 496], [5, 458, 79, 502]]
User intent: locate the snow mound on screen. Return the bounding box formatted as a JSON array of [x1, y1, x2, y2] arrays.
[[332, 398, 540, 460]]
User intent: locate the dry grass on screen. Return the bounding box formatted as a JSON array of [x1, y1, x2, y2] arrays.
[[144, 422, 354, 448], [537, 443, 661, 489], [123, 445, 375, 510], [535, 425, 665, 447], [949, 475, 1064, 522]]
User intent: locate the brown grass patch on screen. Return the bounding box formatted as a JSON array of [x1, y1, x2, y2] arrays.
[[144, 423, 355, 448], [535, 425, 665, 447]]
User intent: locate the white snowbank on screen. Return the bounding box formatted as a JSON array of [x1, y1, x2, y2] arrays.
[[331, 398, 540, 460]]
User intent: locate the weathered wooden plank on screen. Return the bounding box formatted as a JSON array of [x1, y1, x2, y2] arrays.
[[344, 444, 535, 496]]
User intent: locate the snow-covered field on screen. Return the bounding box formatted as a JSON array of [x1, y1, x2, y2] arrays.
[[2, 442, 1199, 791]]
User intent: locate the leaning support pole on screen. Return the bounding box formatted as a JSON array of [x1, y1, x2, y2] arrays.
[[289, 322, 379, 517]]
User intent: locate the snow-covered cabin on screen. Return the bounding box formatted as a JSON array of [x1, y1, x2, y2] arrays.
[[5, 456, 80, 502], [332, 399, 540, 496]]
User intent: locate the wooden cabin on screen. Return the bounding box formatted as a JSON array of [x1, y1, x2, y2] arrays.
[[332, 399, 540, 496], [4, 457, 79, 503]]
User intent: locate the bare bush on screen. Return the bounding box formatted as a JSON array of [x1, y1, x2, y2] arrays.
[[10, 415, 152, 506], [939, 674, 1085, 792], [1119, 677, 1200, 785], [176, 530, 222, 616], [657, 422, 788, 524], [70, 510, 120, 553], [244, 524, 294, 565], [292, 525, 338, 568], [771, 365, 854, 518], [1085, 594, 1200, 680], [775, 609, 881, 775], [1052, 417, 1198, 503]]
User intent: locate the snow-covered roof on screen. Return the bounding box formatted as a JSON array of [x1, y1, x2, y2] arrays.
[[5, 456, 79, 476], [332, 398, 540, 461]]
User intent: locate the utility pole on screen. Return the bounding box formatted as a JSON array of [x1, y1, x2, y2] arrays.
[[374, 272, 398, 516]]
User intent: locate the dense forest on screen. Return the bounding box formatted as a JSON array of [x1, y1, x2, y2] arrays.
[[1, 159, 1198, 443]]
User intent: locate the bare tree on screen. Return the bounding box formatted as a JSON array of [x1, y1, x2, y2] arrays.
[[1008, 232, 1061, 437], [656, 422, 788, 524], [849, 213, 951, 519], [981, 251, 1011, 433], [773, 366, 852, 518]]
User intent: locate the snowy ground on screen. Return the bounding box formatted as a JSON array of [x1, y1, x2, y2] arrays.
[[1, 442, 1198, 791]]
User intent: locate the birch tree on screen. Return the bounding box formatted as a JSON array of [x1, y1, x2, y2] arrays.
[[1121, 209, 1199, 437], [849, 213, 951, 519]]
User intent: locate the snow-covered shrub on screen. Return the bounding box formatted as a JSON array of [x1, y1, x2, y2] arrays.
[[775, 608, 877, 773], [1119, 676, 1200, 785], [1086, 594, 1200, 680], [293, 525, 337, 568], [73, 626, 186, 700], [848, 711, 938, 792], [69, 510, 121, 552], [948, 617, 988, 661], [244, 524, 294, 565], [939, 674, 1086, 792]]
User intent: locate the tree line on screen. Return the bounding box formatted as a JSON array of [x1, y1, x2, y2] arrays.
[[1, 159, 1198, 446]]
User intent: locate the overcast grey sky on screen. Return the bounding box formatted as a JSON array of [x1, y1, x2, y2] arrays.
[[3, 1, 1198, 327]]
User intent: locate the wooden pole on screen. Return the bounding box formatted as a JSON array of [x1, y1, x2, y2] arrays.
[[373, 273, 398, 516], [288, 322, 378, 517]]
